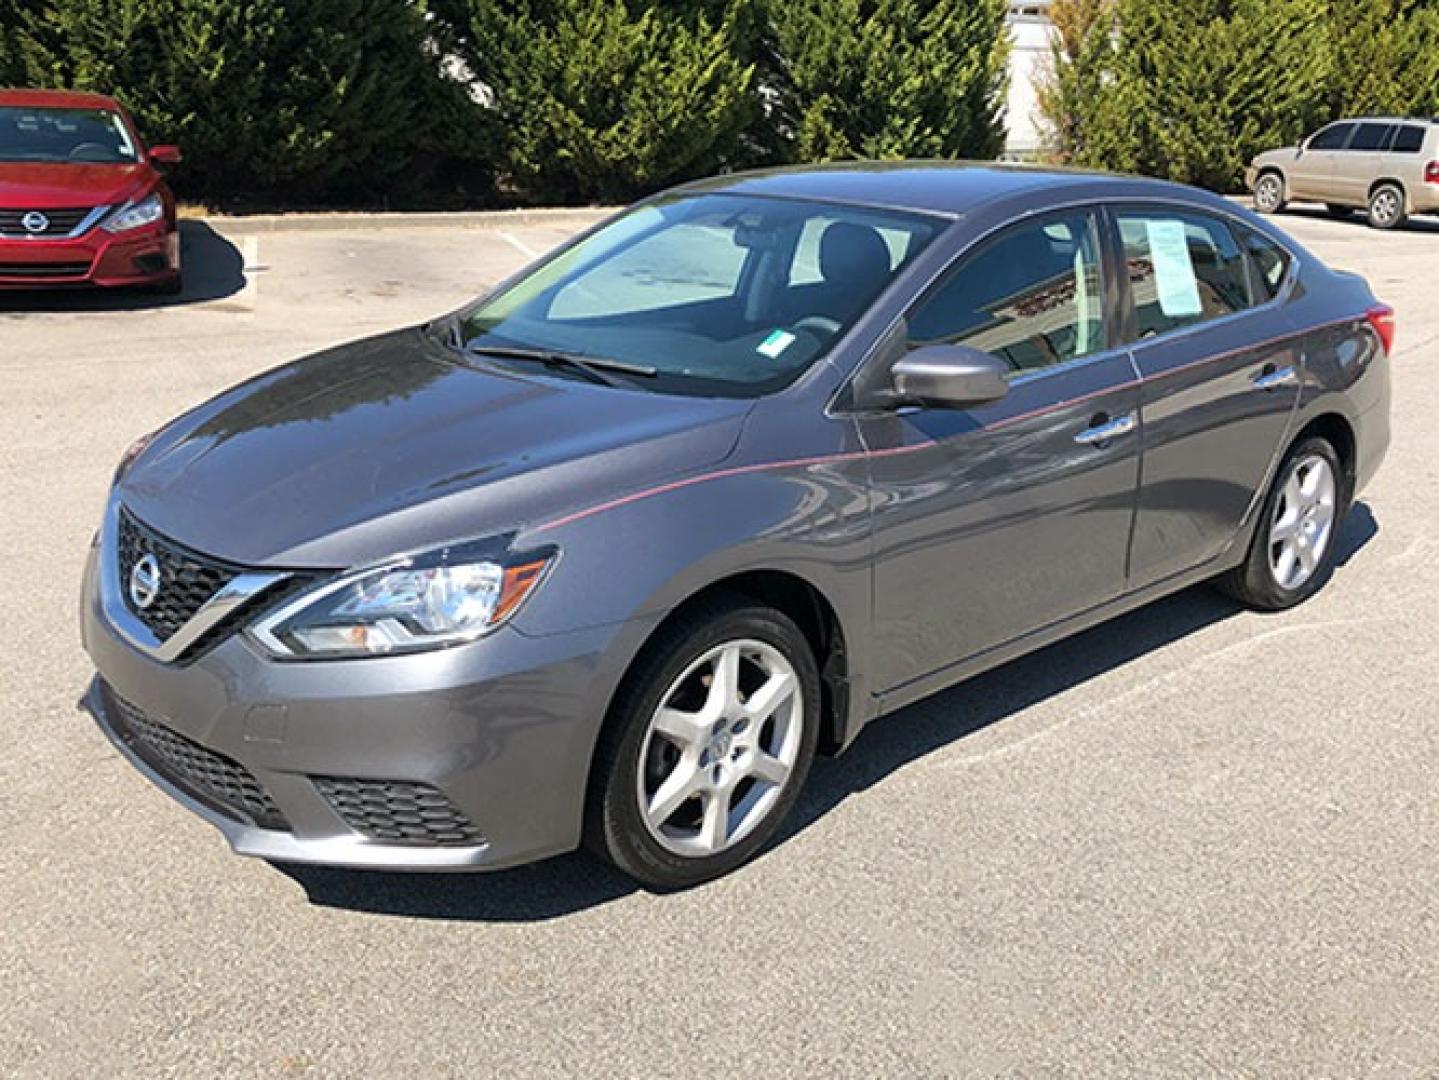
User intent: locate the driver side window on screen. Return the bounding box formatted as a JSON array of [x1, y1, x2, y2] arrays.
[[906, 210, 1107, 373]]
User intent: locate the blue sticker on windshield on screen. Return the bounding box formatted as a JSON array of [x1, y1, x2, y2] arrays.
[[758, 330, 796, 359]]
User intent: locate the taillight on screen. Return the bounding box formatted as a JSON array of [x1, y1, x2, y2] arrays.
[[1366, 303, 1396, 355], [1426, 161, 1439, 184]]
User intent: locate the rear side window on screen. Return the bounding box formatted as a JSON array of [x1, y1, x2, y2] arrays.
[[1391, 125, 1426, 153], [1310, 123, 1355, 151], [1116, 210, 1251, 338], [907, 209, 1107, 373], [1350, 122, 1394, 151], [1236, 225, 1292, 300]]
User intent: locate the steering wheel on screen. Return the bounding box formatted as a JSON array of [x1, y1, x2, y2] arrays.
[[68, 142, 113, 162], [792, 315, 842, 338]]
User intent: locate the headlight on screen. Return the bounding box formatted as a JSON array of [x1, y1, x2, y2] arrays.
[[103, 193, 165, 233], [248, 543, 554, 660]]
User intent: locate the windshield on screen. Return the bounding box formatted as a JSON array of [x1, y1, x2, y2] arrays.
[[0, 106, 139, 164], [460, 193, 943, 397]]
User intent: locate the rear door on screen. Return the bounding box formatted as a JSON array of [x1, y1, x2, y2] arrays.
[[1290, 122, 1354, 200], [1331, 121, 1395, 205], [1116, 206, 1301, 589], [861, 207, 1141, 690]]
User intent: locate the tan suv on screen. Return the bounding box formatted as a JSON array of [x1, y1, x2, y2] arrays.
[[1246, 117, 1439, 229]]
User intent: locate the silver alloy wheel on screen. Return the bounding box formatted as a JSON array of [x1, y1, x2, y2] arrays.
[[636, 639, 803, 858], [1370, 187, 1402, 226], [1255, 174, 1283, 212], [1268, 453, 1337, 591]]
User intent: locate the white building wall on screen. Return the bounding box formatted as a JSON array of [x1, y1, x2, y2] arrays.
[[1004, 1, 1057, 158]]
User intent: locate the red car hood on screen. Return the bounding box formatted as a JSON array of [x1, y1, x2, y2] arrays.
[[0, 162, 154, 209]]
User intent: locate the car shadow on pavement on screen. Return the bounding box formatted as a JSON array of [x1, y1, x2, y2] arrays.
[[277, 502, 1377, 922], [1280, 206, 1439, 235], [0, 220, 244, 312]]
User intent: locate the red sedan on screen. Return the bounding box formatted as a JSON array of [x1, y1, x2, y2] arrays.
[[0, 88, 182, 293]]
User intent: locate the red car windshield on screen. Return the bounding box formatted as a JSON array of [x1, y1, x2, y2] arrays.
[[0, 106, 140, 164]]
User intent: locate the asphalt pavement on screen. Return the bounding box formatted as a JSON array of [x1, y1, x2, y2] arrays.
[[2, 204, 1437, 1078]]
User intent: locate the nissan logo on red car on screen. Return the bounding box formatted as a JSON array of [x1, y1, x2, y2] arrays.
[[0, 88, 183, 294]]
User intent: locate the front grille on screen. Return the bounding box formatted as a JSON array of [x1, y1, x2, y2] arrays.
[[117, 509, 241, 642], [0, 207, 95, 238], [103, 684, 290, 831], [0, 261, 92, 278], [314, 777, 486, 847]]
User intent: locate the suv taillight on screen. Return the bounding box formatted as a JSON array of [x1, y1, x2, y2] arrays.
[[1426, 161, 1439, 184], [1366, 304, 1396, 355]]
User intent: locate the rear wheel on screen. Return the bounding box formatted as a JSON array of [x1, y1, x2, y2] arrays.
[[586, 596, 820, 890], [1367, 183, 1407, 230], [1216, 436, 1345, 611], [1254, 172, 1287, 214]]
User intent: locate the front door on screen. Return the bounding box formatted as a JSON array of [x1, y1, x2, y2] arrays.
[[860, 208, 1141, 692], [1289, 122, 1354, 201]]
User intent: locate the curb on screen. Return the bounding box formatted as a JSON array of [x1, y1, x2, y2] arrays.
[[199, 206, 616, 235]]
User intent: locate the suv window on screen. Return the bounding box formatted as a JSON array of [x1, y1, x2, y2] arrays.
[[907, 210, 1106, 373], [1350, 122, 1394, 151], [1392, 124, 1426, 153], [1310, 123, 1355, 151], [1236, 225, 1292, 301], [1116, 210, 1251, 337]]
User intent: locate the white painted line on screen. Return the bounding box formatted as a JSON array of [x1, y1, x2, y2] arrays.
[[497, 230, 540, 260]]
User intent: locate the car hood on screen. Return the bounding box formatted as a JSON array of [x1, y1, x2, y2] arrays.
[[119, 328, 754, 567], [0, 162, 154, 209]]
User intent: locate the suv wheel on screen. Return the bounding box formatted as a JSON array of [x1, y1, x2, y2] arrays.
[[1216, 436, 1346, 611], [586, 596, 820, 889], [1254, 172, 1286, 214], [1367, 183, 1407, 230]]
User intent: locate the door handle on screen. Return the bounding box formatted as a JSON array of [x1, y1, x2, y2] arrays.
[[1253, 365, 1299, 391], [1074, 412, 1137, 447]]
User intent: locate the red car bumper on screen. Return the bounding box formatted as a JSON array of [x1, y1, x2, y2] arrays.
[[0, 217, 179, 289]]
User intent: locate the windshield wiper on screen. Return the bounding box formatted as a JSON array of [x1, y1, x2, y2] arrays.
[[464, 343, 657, 387]]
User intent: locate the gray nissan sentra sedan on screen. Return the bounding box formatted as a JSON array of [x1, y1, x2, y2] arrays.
[[81, 163, 1392, 889]]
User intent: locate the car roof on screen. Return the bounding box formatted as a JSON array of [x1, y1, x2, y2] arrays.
[[0, 87, 122, 111], [1331, 116, 1436, 125], [673, 160, 1215, 219]]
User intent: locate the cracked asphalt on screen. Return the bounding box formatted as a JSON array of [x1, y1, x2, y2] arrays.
[[2, 204, 1437, 1078]]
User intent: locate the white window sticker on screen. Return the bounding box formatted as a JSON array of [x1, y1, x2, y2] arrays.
[[1145, 219, 1202, 318], [757, 329, 796, 359]]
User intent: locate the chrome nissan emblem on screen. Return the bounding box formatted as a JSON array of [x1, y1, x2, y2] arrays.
[[129, 553, 162, 610], [21, 211, 49, 234]]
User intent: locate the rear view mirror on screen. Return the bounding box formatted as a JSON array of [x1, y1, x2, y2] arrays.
[[891, 344, 1009, 410], [150, 145, 182, 166]]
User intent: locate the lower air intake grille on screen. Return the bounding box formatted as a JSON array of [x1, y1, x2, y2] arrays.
[[103, 684, 290, 831], [313, 777, 485, 847]]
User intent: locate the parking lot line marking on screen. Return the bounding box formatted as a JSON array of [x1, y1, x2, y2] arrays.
[[497, 230, 540, 260]]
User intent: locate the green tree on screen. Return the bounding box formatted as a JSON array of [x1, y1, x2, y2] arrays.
[[14, 0, 495, 207], [1327, 0, 1439, 117], [768, 0, 1010, 162], [437, 0, 756, 204]]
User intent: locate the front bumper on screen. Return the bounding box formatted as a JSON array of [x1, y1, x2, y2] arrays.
[[80, 539, 649, 871], [0, 217, 178, 289]]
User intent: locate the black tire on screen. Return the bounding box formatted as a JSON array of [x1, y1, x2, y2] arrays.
[[1253, 171, 1287, 214], [1325, 203, 1355, 218], [1215, 436, 1347, 611], [1367, 183, 1407, 230], [585, 595, 821, 890]]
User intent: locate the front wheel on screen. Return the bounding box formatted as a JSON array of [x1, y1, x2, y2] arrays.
[[1254, 172, 1287, 214], [1216, 436, 1345, 611], [586, 597, 821, 889]]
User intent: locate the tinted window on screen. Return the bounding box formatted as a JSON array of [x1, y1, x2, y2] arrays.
[[1236, 225, 1292, 300], [1392, 124, 1425, 153], [1310, 123, 1355, 151], [1350, 122, 1394, 151], [907, 210, 1106, 373], [462, 194, 940, 397], [0, 106, 139, 164], [1117, 210, 1251, 337]]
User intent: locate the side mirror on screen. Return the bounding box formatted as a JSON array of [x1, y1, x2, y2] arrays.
[[149, 145, 182, 166], [890, 344, 1009, 410]]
